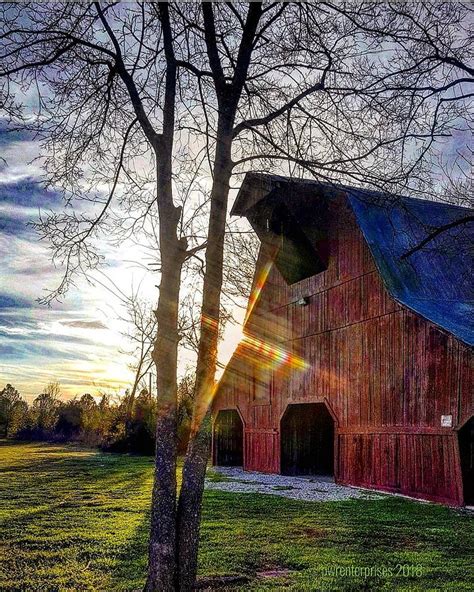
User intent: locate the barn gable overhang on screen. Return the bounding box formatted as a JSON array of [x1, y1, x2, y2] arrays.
[[233, 173, 474, 347], [244, 184, 330, 284]]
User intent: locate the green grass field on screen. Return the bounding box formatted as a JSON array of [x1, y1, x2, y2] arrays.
[[0, 441, 472, 591]]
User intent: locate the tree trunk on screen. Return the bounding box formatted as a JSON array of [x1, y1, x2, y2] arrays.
[[145, 4, 182, 589], [145, 151, 184, 591], [175, 4, 262, 579], [176, 126, 233, 591], [146, 257, 180, 591], [162, 5, 262, 587]]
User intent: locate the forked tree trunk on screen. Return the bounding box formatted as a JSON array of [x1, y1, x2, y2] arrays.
[[145, 4, 181, 585], [149, 4, 262, 588], [176, 5, 263, 588], [145, 159, 184, 591], [176, 127, 234, 591]]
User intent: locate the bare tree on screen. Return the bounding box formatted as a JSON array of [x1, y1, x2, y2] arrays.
[[1, 2, 472, 590], [1, 3, 185, 587], [44, 381, 61, 399], [119, 294, 156, 414]]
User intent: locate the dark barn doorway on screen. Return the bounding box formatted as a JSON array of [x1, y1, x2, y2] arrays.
[[281, 403, 335, 476], [459, 416, 474, 505], [213, 409, 244, 467]]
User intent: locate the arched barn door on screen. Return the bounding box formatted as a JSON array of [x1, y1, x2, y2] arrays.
[[213, 410, 243, 467], [459, 417, 474, 505], [281, 403, 335, 476]]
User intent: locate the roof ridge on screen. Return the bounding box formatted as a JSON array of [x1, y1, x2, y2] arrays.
[[236, 171, 473, 214]]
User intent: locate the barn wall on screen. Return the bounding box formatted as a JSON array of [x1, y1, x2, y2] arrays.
[[213, 196, 473, 505]]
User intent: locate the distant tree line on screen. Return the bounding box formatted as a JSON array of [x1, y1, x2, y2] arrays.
[[0, 378, 194, 455]]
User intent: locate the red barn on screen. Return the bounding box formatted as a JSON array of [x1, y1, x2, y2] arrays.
[[212, 173, 473, 506]]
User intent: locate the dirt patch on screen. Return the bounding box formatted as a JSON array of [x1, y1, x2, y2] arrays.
[[195, 575, 250, 589], [256, 568, 294, 579], [299, 527, 327, 539]]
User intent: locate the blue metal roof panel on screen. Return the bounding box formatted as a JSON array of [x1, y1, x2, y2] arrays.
[[348, 190, 474, 347]]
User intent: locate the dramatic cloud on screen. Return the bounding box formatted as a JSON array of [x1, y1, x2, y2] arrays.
[[0, 149, 138, 400], [62, 320, 108, 329]]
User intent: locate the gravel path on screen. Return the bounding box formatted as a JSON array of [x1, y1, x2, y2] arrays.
[[206, 466, 383, 502]]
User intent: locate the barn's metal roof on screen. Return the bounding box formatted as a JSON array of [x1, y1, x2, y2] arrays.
[[348, 189, 473, 347], [233, 173, 474, 347]]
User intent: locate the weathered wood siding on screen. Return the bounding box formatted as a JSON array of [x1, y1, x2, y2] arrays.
[[213, 197, 473, 505]]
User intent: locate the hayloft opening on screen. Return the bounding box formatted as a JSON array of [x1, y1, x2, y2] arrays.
[[459, 416, 474, 505], [246, 192, 328, 285], [213, 409, 243, 467], [280, 402, 334, 476], [269, 203, 324, 284]]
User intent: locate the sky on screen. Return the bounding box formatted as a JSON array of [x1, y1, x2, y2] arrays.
[[0, 123, 246, 403], [0, 133, 134, 401]]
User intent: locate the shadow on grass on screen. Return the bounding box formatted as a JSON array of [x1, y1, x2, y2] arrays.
[[109, 513, 150, 591]]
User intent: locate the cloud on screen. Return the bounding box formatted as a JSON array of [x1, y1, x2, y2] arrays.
[[0, 134, 152, 401], [0, 212, 28, 237], [0, 178, 63, 252], [0, 120, 37, 148], [61, 320, 108, 329], [0, 305, 133, 400], [0, 177, 62, 208], [0, 327, 100, 348], [0, 340, 88, 362], [0, 294, 31, 309], [0, 138, 43, 184]]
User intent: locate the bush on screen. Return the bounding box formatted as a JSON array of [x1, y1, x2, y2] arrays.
[[3, 374, 196, 456]]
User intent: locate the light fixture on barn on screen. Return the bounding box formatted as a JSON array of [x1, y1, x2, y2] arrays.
[[296, 296, 309, 306]]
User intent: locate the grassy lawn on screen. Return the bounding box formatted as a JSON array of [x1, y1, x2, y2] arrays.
[[0, 441, 473, 591]]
